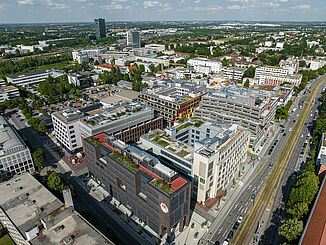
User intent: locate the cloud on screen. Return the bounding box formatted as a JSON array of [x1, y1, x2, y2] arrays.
[[18, 0, 34, 5], [194, 0, 200, 3], [227, 4, 247, 10], [189, 6, 222, 11], [0, 4, 7, 10], [291, 4, 310, 9], [144, 1, 162, 8], [279, 0, 288, 2], [262, 2, 280, 7]]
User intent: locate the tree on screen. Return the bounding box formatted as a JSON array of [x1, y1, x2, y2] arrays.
[[28, 117, 40, 130], [32, 148, 46, 169], [299, 60, 307, 68], [47, 171, 66, 192], [278, 218, 303, 242], [244, 79, 250, 87], [287, 202, 308, 219], [37, 121, 48, 134], [0, 176, 3, 183], [94, 60, 99, 66], [243, 66, 256, 78]]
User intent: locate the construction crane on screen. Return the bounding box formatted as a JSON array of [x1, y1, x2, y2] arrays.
[[160, 63, 186, 79]]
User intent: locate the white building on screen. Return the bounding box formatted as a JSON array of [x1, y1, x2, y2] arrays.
[[254, 66, 289, 79], [265, 41, 273, 47], [0, 86, 20, 102], [145, 44, 166, 52], [307, 41, 319, 49], [222, 67, 246, 81], [258, 74, 302, 87], [72, 47, 107, 64], [6, 70, 53, 87], [127, 31, 141, 48], [0, 116, 34, 178], [187, 58, 222, 75]]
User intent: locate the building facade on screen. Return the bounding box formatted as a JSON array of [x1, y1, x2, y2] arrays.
[[0, 116, 34, 178], [95, 18, 106, 39], [52, 103, 163, 152], [0, 86, 20, 102], [254, 66, 289, 79], [194, 85, 278, 149], [6, 70, 52, 87], [84, 134, 191, 239], [137, 81, 206, 125], [187, 58, 222, 75], [127, 31, 141, 48]]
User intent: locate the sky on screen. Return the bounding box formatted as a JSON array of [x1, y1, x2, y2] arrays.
[[0, 0, 324, 23]]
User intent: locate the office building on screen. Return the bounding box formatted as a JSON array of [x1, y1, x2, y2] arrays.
[[72, 47, 108, 64], [317, 133, 326, 179], [139, 129, 194, 176], [258, 73, 302, 87], [0, 85, 20, 102], [84, 134, 191, 239], [0, 116, 34, 178], [95, 18, 106, 39], [127, 31, 141, 48], [52, 102, 163, 152], [67, 73, 90, 88], [137, 81, 206, 125], [254, 66, 289, 79], [6, 70, 53, 87], [187, 58, 222, 75], [0, 173, 112, 245], [194, 85, 278, 149], [222, 67, 246, 81], [38, 38, 76, 46], [162, 120, 250, 203], [191, 123, 249, 203]]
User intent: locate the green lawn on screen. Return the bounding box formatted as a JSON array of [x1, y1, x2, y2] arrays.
[[0, 226, 13, 245], [157, 140, 169, 147]]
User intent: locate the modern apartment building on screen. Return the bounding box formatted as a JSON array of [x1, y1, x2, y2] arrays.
[[95, 18, 106, 39], [137, 81, 207, 125], [0, 173, 112, 245], [72, 47, 108, 64], [84, 134, 191, 239], [127, 31, 141, 48], [194, 85, 278, 149], [0, 85, 20, 102], [187, 58, 222, 75], [0, 116, 34, 178], [6, 70, 52, 87], [52, 102, 163, 152]]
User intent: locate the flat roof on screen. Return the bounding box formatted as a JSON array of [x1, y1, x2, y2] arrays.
[[0, 173, 112, 245], [7, 70, 50, 79], [0, 116, 26, 156]]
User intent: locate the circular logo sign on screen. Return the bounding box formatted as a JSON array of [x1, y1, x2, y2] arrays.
[[160, 202, 168, 213]]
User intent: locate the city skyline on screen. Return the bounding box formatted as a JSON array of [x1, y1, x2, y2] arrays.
[[0, 0, 324, 23]]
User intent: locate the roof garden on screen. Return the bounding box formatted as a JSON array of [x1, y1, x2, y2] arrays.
[[110, 151, 140, 172], [151, 179, 174, 195], [86, 136, 101, 146], [194, 119, 204, 127], [176, 122, 193, 132]]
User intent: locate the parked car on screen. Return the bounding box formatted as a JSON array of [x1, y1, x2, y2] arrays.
[[226, 231, 234, 242], [269, 163, 273, 168], [289, 128, 292, 132], [237, 216, 243, 224], [251, 194, 256, 201], [233, 221, 239, 230]]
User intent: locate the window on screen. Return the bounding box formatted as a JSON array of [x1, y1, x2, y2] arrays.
[[200, 178, 205, 184], [194, 175, 198, 181]]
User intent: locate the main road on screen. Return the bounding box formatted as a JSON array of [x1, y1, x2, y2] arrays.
[[233, 76, 326, 245]]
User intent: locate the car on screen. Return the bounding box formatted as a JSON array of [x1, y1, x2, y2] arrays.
[[222, 241, 229, 245], [226, 231, 234, 241], [289, 128, 292, 132], [301, 134, 304, 138], [54, 225, 64, 233], [214, 242, 220, 245], [251, 194, 256, 201], [237, 216, 243, 224], [233, 221, 239, 230], [269, 163, 273, 168]]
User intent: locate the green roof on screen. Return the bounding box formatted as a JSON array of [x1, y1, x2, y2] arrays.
[[110, 151, 140, 172]]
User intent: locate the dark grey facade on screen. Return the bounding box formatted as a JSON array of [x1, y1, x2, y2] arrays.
[[95, 18, 106, 39]]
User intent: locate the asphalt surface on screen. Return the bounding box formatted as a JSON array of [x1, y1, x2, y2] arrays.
[[207, 77, 326, 245]]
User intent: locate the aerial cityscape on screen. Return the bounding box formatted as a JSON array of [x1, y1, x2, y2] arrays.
[[0, 1, 325, 245]]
